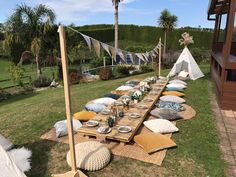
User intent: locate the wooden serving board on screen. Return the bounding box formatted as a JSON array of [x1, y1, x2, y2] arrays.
[[78, 79, 168, 143]]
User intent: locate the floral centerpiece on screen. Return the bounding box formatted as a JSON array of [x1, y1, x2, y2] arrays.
[[121, 96, 130, 110], [130, 90, 142, 103]]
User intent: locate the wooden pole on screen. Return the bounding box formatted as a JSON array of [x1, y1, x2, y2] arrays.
[[103, 57, 106, 68], [159, 38, 162, 77], [53, 25, 87, 177]]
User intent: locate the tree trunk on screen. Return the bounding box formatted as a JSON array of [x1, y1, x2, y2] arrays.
[[163, 31, 167, 58], [114, 2, 119, 66], [35, 54, 42, 78]]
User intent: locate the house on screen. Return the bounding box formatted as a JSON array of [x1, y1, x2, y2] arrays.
[[208, 0, 236, 110]]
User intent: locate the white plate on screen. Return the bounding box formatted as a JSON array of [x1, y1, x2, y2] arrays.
[[137, 104, 148, 109], [97, 126, 112, 134], [150, 91, 158, 95], [86, 120, 99, 127], [118, 126, 132, 133], [129, 113, 141, 119], [143, 98, 154, 102]]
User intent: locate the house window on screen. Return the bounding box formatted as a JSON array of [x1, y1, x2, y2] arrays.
[[227, 69, 236, 81], [218, 14, 227, 42]]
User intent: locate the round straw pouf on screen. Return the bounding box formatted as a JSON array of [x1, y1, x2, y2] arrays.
[[66, 141, 111, 171]]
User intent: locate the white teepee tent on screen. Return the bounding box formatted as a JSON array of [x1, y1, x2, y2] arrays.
[[167, 47, 204, 80]]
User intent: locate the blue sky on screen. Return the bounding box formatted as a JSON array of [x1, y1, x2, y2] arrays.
[[0, 0, 214, 28]]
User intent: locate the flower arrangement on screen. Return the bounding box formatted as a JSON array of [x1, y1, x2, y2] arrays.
[[130, 90, 142, 102]]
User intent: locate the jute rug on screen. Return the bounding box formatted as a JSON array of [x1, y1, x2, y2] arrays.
[[40, 104, 195, 166]]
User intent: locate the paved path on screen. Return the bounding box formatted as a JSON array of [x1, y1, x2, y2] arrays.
[[209, 83, 236, 177]]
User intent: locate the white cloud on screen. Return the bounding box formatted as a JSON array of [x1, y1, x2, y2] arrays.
[[24, 0, 137, 24]]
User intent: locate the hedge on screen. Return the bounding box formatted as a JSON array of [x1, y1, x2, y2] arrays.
[[66, 24, 213, 50]]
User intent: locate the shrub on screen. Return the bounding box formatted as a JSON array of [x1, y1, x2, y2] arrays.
[[191, 48, 211, 63], [69, 72, 83, 84], [33, 76, 51, 88], [8, 64, 25, 87], [116, 65, 130, 75], [140, 65, 154, 73], [0, 88, 11, 101], [99, 67, 112, 80]]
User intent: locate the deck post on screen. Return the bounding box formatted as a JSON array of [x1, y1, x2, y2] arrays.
[[158, 38, 162, 76]]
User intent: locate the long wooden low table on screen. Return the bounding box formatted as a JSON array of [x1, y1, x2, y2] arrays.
[[78, 79, 168, 143]]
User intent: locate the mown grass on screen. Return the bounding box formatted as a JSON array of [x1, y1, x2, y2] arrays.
[[0, 65, 225, 177], [0, 59, 57, 89]]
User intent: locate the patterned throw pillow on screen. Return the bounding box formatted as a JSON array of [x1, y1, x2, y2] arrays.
[[92, 97, 116, 106], [155, 101, 185, 112], [165, 87, 184, 92], [104, 93, 121, 100], [143, 119, 179, 134], [150, 108, 182, 121], [160, 95, 186, 104], [169, 79, 187, 85], [166, 83, 187, 89], [162, 91, 185, 97], [126, 80, 140, 86], [73, 111, 96, 121], [116, 85, 133, 91], [85, 103, 106, 113]]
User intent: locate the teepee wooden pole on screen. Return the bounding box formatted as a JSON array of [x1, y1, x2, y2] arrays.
[[159, 38, 162, 76]]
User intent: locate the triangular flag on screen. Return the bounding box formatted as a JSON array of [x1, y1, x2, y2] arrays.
[[80, 33, 92, 51], [142, 53, 148, 62], [117, 49, 125, 62], [110, 46, 116, 61], [91, 38, 101, 57], [136, 53, 145, 62], [101, 43, 111, 57], [128, 52, 134, 64]]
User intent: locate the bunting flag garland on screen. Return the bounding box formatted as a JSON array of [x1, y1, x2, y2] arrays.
[[80, 33, 92, 51], [91, 38, 101, 57], [67, 26, 163, 64], [101, 43, 111, 57]]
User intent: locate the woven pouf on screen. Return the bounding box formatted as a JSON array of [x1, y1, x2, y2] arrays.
[[66, 141, 111, 171]]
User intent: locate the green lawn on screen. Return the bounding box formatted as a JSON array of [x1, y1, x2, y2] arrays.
[[0, 65, 225, 177], [0, 59, 57, 89]]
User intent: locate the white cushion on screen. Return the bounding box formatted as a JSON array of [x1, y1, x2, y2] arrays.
[[0, 134, 13, 151], [143, 119, 179, 134], [54, 119, 82, 138], [67, 141, 111, 171], [178, 71, 189, 78], [160, 95, 186, 104], [166, 83, 187, 89], [169, 80, 187, 85], [92, 97, 116, 106], [116, 85, 133, 91]]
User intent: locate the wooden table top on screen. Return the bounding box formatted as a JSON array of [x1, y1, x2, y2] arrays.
[[78, 79, 168, 143]]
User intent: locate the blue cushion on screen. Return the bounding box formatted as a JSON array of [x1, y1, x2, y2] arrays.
[[155, 101, 185, 112], [85, 103, 106, 113], [104, 93, 121, 100], [165, 87, 184, 92]]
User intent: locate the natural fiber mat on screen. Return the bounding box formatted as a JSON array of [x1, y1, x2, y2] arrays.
[[178, 104, 196, 120], [41, 116, 176, 166]]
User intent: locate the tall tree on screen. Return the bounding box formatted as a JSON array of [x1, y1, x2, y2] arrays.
[[112, 0, 122, 64], [6, 4, 55, 78], [158, 9, 178, 57]]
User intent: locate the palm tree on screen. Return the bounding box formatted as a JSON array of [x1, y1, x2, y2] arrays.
[[112, 0, 122, 64], [7, 4, 55, 78], [158, 9, 178, 57]]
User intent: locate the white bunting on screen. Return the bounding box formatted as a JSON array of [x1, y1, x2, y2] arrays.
[[80, 33, 92, 51], [101, 43, 111, 57]]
